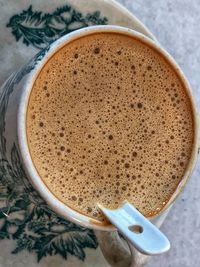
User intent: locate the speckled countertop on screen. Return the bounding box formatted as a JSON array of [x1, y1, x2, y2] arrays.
[[117, 1, 200, 266]]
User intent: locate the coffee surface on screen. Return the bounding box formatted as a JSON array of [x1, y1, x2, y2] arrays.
[[27, 33, 194, 222]]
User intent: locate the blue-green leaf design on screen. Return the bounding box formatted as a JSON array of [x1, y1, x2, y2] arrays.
[[7, 5, 108, 49], [0, 23, 98, 261]]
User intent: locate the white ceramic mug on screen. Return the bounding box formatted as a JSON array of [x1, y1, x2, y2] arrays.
[[2, 25, 199, 267]]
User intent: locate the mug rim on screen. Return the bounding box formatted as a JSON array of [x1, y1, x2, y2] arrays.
[[18, 25, 199, 231]]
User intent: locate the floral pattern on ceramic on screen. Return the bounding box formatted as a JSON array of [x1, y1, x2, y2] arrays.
[[7, 5, 108, 49]]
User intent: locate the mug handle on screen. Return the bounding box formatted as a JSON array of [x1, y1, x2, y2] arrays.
[[95, 209, 170, 267]]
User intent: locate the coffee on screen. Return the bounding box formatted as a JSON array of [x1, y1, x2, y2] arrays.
[[26, 33, 194, 222]]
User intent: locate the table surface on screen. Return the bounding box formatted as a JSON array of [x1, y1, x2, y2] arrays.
[[117, 0, 200, 266]]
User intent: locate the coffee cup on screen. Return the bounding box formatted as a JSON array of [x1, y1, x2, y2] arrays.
[[1, 25, 199, 267]]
